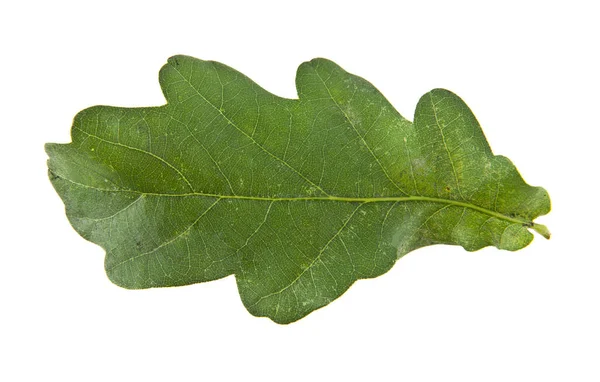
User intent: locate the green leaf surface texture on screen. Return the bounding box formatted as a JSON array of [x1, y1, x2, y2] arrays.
[[46, 56, 551, 324]]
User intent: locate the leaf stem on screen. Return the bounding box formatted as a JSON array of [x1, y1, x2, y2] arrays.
[[532, 223, 551, 239]]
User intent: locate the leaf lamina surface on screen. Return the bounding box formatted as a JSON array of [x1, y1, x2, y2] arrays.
[[46, 56, 551, 323]]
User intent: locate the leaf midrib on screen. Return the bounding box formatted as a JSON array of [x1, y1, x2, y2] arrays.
[[53, 172, 531, 226]]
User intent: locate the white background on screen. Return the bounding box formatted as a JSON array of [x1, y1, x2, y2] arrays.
[[1, 1, 599, 381]]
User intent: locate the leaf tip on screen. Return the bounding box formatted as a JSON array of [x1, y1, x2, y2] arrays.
[[167, 54, 187, 67], [44, 142, 57, 155]]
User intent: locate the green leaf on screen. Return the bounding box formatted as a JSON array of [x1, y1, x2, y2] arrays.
[[46, 55, 551, 324]]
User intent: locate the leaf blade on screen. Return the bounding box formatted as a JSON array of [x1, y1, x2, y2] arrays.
[[47, 55, 550, 323]]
